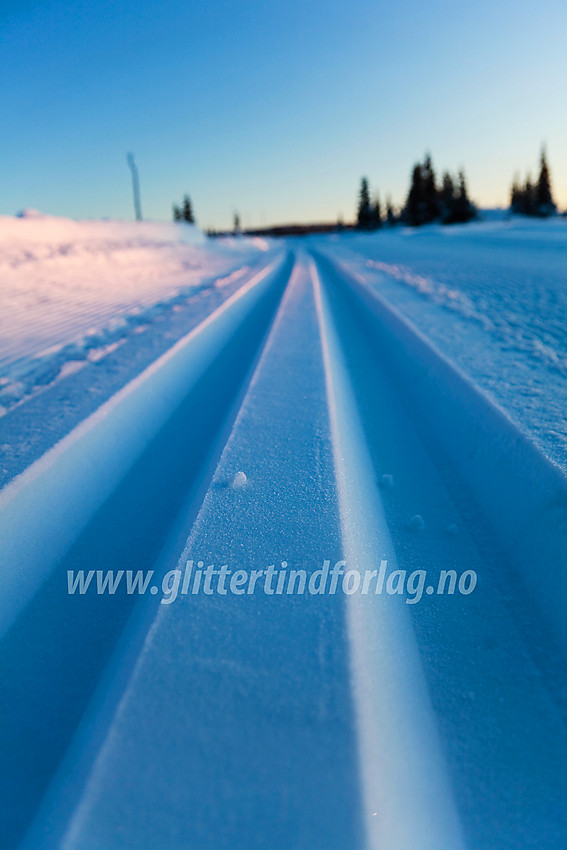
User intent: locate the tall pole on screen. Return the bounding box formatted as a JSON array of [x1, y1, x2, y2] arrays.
[[127, 153, 142, 221]]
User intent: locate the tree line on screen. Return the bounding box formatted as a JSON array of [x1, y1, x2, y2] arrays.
[[510, 150, 556, 217], [172, 195, 195, 223], [170, 150, 559, 233], [356, 148, 558, 230], [357, 154, 476, 230]]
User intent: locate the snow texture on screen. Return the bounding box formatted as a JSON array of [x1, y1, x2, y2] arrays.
[[0, 213, 271, 414], [1, 217, 566, 850]]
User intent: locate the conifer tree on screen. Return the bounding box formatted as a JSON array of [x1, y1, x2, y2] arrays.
[[451, 170, 477, 223], [403, 155, 441, 225], [438, 170, 476, 224], [385, 197, 396, 226], [182, 195, 195, 223], [535, 148, 556, 216], [422, 154, 439, 222], [371, 194, 382, 229], [404, 158, 475, 226], [439, 172, 455, 222], [403, 163, 426, 226], [402, 160, 438, 227], [509, 150, 556, 217], [357, 177, 372, 230], [172, 204, 182, 222], [510, 176, 522, 214], [524, 177, 536, 216]]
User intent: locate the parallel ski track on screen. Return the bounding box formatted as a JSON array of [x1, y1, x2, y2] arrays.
[[1, 248, 566, 849]]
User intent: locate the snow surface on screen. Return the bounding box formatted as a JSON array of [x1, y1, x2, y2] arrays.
[[0, 255, 286, 637], [314, 217, 567, 473], [0, 213, 271, 414], [313, 261, 466, 848], [1, 216, 567, 849]]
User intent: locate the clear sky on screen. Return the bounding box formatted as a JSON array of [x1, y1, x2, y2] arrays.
[[2, 0, 566, 229]]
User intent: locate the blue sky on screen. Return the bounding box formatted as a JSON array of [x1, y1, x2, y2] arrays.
[[2, 0, 566, 229]]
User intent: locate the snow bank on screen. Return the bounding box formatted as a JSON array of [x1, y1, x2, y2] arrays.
[[4, 210, 206, 250], [0, 214, 271, 414]]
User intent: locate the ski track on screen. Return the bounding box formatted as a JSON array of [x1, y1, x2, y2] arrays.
[[0, 242, 566, 848], [315, 220, 567, 472]]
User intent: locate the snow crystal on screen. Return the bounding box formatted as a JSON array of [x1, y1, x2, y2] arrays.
[[230, 471, 248, 490], [407, 514, 426, 532]]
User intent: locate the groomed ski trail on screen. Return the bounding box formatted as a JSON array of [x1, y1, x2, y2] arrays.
[[0, 248, 566, 849]]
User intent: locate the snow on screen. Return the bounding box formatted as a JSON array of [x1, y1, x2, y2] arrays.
[[21, 254, 363, 850], [315, 216, 567, 473], [0, 213, 271, 414], [313, 243, 567, 653], [408, 514, 426, 532], [0, 254, 286, 637], [313, 262, 466, 848], [230, 470, 248, 489], [1, 216, 567, 849]]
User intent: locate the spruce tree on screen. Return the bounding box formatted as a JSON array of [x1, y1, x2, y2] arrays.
[[182, 195, 195, 223], [510, 151, 556, 217], [404, 155, 477, 226], [524, 177, 536, 216], [439, 172, 455, 223], [357, 177, 372, 230], [371, 194, 382, 230], [422, 154, 439, 222], [172, 204, 182, 222], [403, 164, 425, 226], [510, 177, 522, 214], [450, 170, 476, 223], [535, 148, 556, 216], [403, 156, 441, 226], [386, 197, 396, 226]]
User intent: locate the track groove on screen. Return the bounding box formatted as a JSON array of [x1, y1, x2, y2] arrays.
[[0, 253, 291, 848], [1, 247, 566, 849]]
